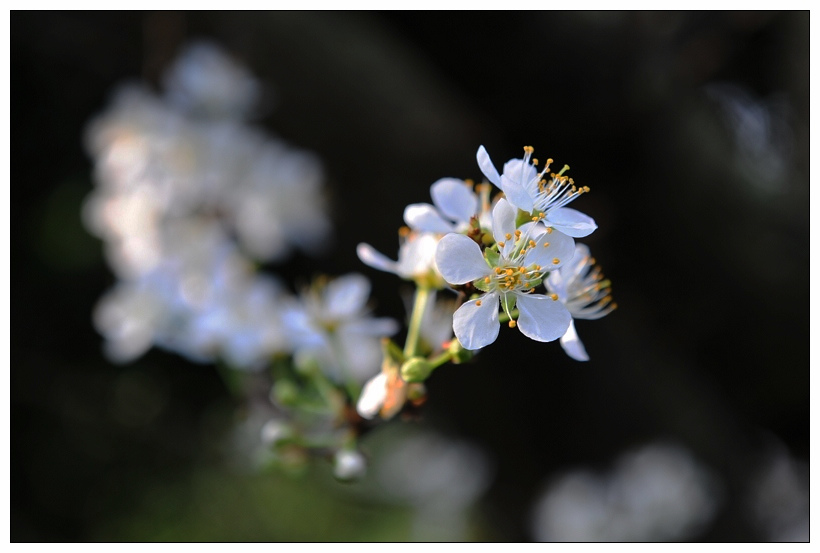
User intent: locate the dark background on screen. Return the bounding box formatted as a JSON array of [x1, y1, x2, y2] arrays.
[[12, 11, 809, 541]]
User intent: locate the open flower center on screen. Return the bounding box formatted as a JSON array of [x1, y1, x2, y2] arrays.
[[486, 264, 541, 293], [522, 146, 590, 215]]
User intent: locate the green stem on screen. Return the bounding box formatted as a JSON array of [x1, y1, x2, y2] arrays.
[[428, 350, 453, 370], [404, 286, 431, 358], [498, 309, 520, 324]]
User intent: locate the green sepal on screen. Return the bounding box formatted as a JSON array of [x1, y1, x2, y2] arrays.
[[474, 278, 491, 292], [484, 247, 500, 267], [515, 208, 534, 227]]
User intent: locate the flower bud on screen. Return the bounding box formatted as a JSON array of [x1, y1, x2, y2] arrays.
[[447, 340, 473, 364], [333, 449, 367, 481], [400, 357, 434, 383]]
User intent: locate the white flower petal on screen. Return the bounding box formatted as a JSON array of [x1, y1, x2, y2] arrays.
[[476, 145, 502, 187], [547, 207, 598, 238], [500, 174, 535, 213], [357, 243, 399, 275], [345, 317, 400, 336], [431, 178, 479, 224], [491, 198, 517, 257], [435, 233, 490, 285], [561, 243, 592, 281], [403, 203, 457, 234], [502, 158, 538, 197], [515, 293, 572, 343], [324, 273, 370, 319], [453, 293, 500, 350], [560, 320, 589, 361], [523, 227, 576, 269], [395, 233, 440, 278], [357, 372, 389, 419]]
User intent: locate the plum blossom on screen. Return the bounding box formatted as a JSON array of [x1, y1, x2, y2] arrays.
[[435, 198, 575, 349], [356, 230, 443, 288], [477, 145, 597, 238], [403, 177, 492, 234], [546, 244, 616, 361], [282, 273, 399, 383]]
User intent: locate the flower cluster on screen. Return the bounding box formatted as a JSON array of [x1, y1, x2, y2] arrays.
[[355, 145, 615, 422], [85, 42, 396, 478], [86, 41, 616, 482]]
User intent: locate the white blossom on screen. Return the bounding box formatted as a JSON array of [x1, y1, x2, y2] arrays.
[[546, 243, 616, 361], [477, 145, 597, 238], [357, 230, 443, 287], [435, 199, 575, 349], [282, 274, 398, 383], [403, 177, 491, 234]]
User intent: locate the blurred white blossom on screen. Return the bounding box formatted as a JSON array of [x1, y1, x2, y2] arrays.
[[530, 442, 721, 542], [746, 444, 809, 542], [163, 41, 262, 119], [374, 430, 492, 541], [85, 41, 331, 366], [282, 273, 399, 383]]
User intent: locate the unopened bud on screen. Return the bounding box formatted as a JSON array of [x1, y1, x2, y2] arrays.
[[333, 449, 367, 481], [400, 357, 433, 383], [447, 340, 473, 364]]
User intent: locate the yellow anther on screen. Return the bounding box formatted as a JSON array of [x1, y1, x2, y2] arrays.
[[498, 241, 505, 248], [532, 216, 539, 222], [494, 267, 502, 274], [476, 300, 482, 306], [508, 320, 517, 328], [523, 146, 534, 154], [484, 277, 491, 284], [529, 240, 536, 248], [515, 230, 522, 237], [611, 303, 619, 310], [547, 158, 553, 165], [542, 242, 550, 248], [550, 293, 559, 301], [552, 258, 561, 265], [398, 226, 411, 237], [464, 178, 474, 187], [546, 227, 553, 234], [539, 212, 545, 218], [505, 233, 512, 240], [525, 282, 531, 288], [535, 265, 541, 271], [506, 268, 514, 275]]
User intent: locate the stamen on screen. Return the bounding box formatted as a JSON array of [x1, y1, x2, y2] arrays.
[[508, 320, 517, 328], [476, 300, 482, 306], [550, 293, 559, 301], [553, 258, 561, 265]]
